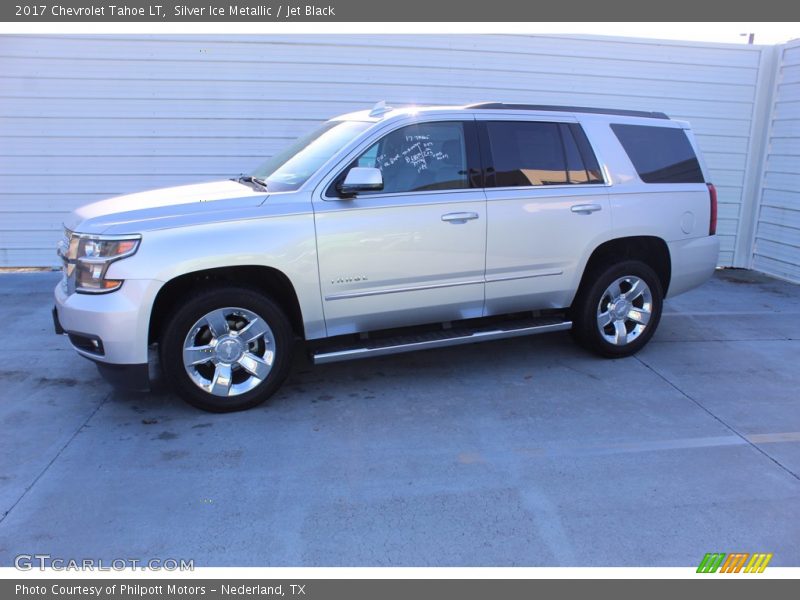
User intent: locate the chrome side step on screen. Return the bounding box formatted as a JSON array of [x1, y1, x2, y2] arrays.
[[311, 317, 571, 365]]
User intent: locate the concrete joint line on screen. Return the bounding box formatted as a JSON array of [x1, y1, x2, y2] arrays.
[[0, 391, 112, 525], [634, 355, 800, 483]]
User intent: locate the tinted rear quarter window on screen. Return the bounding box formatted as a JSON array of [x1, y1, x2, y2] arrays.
[[611, 124, 704, 184]]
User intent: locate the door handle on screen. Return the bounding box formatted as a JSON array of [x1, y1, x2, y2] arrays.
[[571, 204, 602, 214], [441, 212, 479, 223]]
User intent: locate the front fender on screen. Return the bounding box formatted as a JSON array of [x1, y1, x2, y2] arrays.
[[106, 213, 326, 340]]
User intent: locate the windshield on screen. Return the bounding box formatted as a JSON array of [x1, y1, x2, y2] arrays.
[[251, 120, 372, 192]]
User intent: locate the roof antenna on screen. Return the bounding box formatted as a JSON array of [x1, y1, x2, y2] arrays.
[[369, 100, 392, 118]]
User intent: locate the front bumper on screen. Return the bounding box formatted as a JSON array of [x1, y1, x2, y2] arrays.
[[93, 361, 150, 392], [53, 306, 150, 391], [54, 277, 161, 388], [52, 305, 65, 335]]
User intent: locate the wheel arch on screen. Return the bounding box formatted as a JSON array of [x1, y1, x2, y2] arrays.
[[149, 265, 305, 345], [574, 236, 671, 305]]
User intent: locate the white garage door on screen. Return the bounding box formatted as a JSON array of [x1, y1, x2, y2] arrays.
[[752, 40, 800, 283], [0, 34, 769, 267]]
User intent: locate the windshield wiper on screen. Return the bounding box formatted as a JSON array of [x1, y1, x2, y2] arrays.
[[236, 174, 268, 192]]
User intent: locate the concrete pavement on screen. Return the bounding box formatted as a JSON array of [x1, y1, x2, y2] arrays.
[[0, 269, 798, 566]]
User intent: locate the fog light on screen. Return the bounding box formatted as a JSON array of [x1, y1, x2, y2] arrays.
[[67, 332, 105, 355]]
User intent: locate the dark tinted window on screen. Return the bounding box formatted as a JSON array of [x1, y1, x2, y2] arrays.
[[562, 124, 588, 183], [351, 121, 468, 194], [611, 124, 704, 184], [486, 121, 567, 187], [484, 121, 603, 187], [568, 123, 604, 183], [561, 124, 605, 184]]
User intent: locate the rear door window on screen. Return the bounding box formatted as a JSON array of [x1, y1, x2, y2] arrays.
[[484, 121, 603, 187], [611, 123, 704, 184], [566, 123, 604, 184]]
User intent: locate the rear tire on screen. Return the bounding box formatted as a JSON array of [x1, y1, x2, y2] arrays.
[[571, 260, 663, 358], [160, 286, 293, 412]]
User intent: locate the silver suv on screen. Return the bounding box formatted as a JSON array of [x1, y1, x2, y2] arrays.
[[54, 102, 720, 412]]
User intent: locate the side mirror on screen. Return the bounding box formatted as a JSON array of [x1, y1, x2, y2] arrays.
[[338, 167, 383, 197]]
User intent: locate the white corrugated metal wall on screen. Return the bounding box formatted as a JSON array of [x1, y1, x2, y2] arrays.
[[0, 34, 776, 268], [752, 40, 800, 282]]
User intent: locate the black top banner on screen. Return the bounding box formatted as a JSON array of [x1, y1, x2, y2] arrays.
[[3, 0, 800, 21]]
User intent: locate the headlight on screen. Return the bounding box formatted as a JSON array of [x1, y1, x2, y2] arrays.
[[59, 231, 141, 294], [78, 237, 139, 261]]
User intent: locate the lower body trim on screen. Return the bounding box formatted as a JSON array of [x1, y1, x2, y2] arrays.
[[312, 318, 571, 365]]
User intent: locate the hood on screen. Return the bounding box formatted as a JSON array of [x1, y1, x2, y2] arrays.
[[65, 180, 269, 234]]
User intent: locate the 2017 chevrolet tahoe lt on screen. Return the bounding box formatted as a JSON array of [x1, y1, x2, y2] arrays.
[[54, 102, 720, 412]]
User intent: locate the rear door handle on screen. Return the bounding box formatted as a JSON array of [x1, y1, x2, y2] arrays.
[[571, 204, 602, 214], [441, 212, 479, 223]]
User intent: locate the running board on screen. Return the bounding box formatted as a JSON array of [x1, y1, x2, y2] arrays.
[[312, 317, 572, 365]]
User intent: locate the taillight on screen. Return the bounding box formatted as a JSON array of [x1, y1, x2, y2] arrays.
[[707, 183, 717, 236]]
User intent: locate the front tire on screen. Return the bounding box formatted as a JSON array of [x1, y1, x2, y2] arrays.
[[160, 286, 293, 412], [572, 260, 663, 358]]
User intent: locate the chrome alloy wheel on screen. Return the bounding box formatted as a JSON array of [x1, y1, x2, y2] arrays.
[[596, 276, 653, 346], [182, 307, 275, 397]]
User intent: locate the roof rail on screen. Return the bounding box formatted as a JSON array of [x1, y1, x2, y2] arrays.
[[465, 102, 670, 120]]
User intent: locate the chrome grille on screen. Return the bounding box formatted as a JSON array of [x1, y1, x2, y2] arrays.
[[57, 229, 78, 294]]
